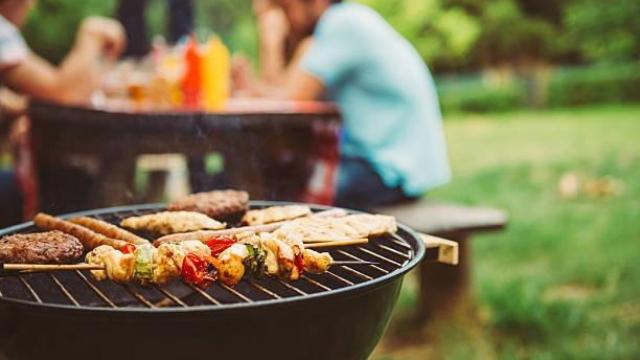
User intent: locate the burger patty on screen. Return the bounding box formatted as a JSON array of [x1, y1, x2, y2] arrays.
[[168, 190, 250, 222], [0, 230, 84, 264]]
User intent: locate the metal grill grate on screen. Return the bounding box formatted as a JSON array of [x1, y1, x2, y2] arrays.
[[0, 204, 419, 311]]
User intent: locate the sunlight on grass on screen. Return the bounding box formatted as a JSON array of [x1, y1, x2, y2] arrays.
[[376, 105, 640, 359]]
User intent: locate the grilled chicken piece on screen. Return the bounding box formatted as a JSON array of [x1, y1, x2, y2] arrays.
[[153, 241, 211, 284], [177, 240, 212, 259], [212, 234, 302, 286], [120, 211, 226, 235], [257, 233, 279, 276], [153, 243, 183, 284], [241, 205, 312, 226], [86, 246, 135, 282], [259, 234, 299, 280], [215, 244, 249, 286], [303, 249, 333, 274]]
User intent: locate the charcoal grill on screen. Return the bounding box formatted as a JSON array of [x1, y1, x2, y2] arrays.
[[0, 202, 437, 360]]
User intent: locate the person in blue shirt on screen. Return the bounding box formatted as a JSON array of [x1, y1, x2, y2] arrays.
[[238, 0, 451, 209]]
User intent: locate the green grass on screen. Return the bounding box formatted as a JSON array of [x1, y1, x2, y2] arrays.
[[375, 105, 640, 359]]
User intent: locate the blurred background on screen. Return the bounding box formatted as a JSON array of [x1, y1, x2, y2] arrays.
[[5, 0, 640, 358]]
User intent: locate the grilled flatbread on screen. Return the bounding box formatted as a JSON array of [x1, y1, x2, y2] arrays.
[[121, 211, 226, 235], [274, 214, 397, 243], [242, 205, 312, 226]]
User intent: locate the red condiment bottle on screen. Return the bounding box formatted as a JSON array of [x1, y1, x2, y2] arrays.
[[181, 37, 202, 108]]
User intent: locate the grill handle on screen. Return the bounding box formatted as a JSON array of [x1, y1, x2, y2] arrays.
[[420, 233, 459, 265]]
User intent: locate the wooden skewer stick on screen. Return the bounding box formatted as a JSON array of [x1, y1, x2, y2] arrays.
[[1, 263, 106, 272], [331, 260, 378, 266], [305, 238, 369, 249]]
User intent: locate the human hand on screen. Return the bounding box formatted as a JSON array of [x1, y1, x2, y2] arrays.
[[231, 55, 256, 94], [77, 17, 126, 59], [9, 116, 29, 146]]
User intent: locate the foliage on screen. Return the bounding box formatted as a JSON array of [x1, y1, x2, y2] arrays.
[[193, 0, 257, 58], [548, 62, 640, 107], [22, 0, 115, 64], [20, 0, 256, 64], [19, 0, 640, 72], [435, 62, 640, 113], [358, 0, 565, 70], [359, 0, 639, 70], [564, 0, 640, 63], [438, 77, 526, 113], [357, 0, 481, 69], [471, 0, 561, 66]]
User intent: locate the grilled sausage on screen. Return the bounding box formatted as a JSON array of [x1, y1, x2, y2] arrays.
[[70, 217, 149, 245], [34, 213, 131, 251]]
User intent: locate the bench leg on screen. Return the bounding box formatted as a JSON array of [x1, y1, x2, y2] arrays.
[[418, 230, 471, 321]]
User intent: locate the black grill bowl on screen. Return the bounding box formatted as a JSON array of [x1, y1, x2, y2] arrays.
[[0, 202, 425, 360]]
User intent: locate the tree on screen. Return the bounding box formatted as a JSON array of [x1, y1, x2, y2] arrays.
[[21, 0, 256, 64], [22, 0, 115, 64], [564, 0, 640, 62], [357, 0, 481, 70], [471, 0, 560, 67]]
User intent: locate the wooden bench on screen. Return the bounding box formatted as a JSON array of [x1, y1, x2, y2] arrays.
[[374, 199, 508, 321]]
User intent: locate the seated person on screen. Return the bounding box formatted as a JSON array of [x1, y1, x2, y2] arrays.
[[0, 0, 125, 225], [236, 0, 450, 209], [233, 0, 312, 97], [0, 1, 124, 104]]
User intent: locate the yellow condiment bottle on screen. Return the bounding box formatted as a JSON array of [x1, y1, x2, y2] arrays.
[[201, 37, 230, 111]]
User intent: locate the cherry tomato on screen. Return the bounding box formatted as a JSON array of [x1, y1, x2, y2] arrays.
[[121, 244, 136, 254], [293, 246, 304, 273], [181, 253, 216, 288], [205, 236, 236, 256]]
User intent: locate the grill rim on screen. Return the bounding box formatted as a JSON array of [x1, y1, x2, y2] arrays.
[[0, 201, 425, 314]]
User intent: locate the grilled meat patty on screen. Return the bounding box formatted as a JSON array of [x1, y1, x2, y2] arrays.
[[0, 230, 84, 264], [168, 190, 250, 222]]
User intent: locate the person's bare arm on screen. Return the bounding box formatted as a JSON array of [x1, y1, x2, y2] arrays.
[[234, 38, 325, 100], [0, 17, 124, 105], [256, 6, 289, 84], [286, 69, 325, 101]]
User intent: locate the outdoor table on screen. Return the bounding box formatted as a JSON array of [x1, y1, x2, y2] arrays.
[[27, 99, 341, 214]]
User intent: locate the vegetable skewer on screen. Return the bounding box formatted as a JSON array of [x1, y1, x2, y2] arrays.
[[85, 241, 214, 286], [0, 260, 378, 276], [83, 232, 371, 288]]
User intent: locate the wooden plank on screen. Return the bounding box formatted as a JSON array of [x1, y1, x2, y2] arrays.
[[375, 199, 508, 234], [420, 233, 459, 265]]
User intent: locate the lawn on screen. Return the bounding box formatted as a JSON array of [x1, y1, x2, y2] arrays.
[[375, 105, 640, 359]]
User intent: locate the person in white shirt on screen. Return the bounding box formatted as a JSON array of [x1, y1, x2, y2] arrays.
[[0, 0, 126, 226]]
